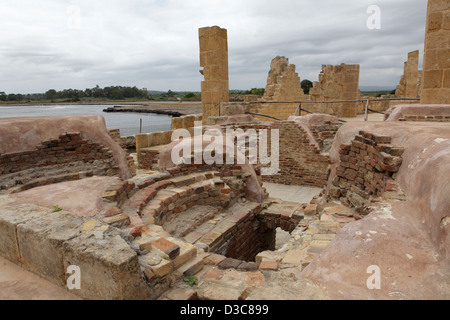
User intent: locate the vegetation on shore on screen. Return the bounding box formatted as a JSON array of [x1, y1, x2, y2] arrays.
[[1, 83, 396, 105]]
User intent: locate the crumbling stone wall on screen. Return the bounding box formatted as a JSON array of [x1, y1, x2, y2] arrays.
[[0, 132, 118, 193], [307, 64, 360, 117], [213, 114, 342, 187], [263, 56, 305, 102], [329, 131, 404, 209], [108, 129, 136, 176], [396, 50, 422, 99], [248, 56, 307, 121], [421, 0, 450, 104], [199, 26, 230, 123], [264, 120, 333, 187], [135, 130, 174, 169], [171, 114, 203, 130]]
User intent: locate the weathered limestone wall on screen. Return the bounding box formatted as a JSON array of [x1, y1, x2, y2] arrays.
[[136, 115, 203, 170], [263, 56, 306, 102], [0, 203, 151, 300], [421, 0, 450, 104], [254, 56, 307, 120], [199, 26, 230, 123], [171, 114, 203, 130], [396, 50, 421, 98], [249, 102, 301, 121], [307, 64, 360, 117]]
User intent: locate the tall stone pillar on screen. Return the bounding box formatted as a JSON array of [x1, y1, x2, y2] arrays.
[[199, 26, 230, 124], [421, 0, 450, 104], [396, 50, 421, 99]]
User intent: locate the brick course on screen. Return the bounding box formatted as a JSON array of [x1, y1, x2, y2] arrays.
[[330, 131, 404, 208], [0, 132, 118, 193]]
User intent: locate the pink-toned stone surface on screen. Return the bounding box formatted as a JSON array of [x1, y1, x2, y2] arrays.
[[302, 119, 450, 299], [0, 256, 81, 300], [0, 116, 131, 179], [10, 176, 118, 217], [158, 134, 267, 203], [384, 104, 450, 121]]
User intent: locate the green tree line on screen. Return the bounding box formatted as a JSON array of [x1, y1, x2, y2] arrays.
[[0, 85, 150, 102], [44, 85, 149, 101]]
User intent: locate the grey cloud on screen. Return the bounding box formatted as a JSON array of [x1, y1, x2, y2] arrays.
[[0, 0, 429, 93]]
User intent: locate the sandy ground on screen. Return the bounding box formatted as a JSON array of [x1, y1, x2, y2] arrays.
[[11, 176, 119, 217], [0, 256, 81, 300]]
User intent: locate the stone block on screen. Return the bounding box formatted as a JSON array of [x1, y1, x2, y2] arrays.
[[204, 268, 224, 280], [0, 204, 45, 262], [304, 204, 318, 216], [203, 253, 227, 266], [429, 0, 450, 12], [17, 211, 84, 286], [172, 241, 198, 269], [258, 260, 279, 271], [63, 229, 151, 300], [428, 12, 444, 32], [165, 288, 198, 301], [281, 248, 306, 265], [237, 261, 259, 271], [423, 70, 443, 89], [102, 213, 130, 227], [151, 238, 180, 260], [218, 257, 242, 270], [174, 256, 204, 277], [151, 258, 173, 278]]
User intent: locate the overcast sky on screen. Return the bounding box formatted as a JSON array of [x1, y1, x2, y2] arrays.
[[0, 0, 427, 94]]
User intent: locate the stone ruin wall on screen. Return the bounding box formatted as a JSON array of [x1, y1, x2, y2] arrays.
[[306, 64, 360, 118], [199, 26, 229, 123], [240, 56, 307, 121], [135, 114, 203, 170], [421, 0, 450, 104], [108, 129, 136, 176], [328, 131, 404, 211], [202, 112, 342, 188], [0, 132, 118, 194], [396, 50, 422, 99]]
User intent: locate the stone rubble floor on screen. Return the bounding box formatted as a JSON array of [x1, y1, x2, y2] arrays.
[[158, 201, 358, 300], [0, 178, 356, 300]]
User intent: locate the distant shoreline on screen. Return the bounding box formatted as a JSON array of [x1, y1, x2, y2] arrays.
[[0, 101, 145, 107], [0, 100, 203, 116]]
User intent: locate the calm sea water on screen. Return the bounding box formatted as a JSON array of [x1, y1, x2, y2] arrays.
[[0, 104, 172, 136]]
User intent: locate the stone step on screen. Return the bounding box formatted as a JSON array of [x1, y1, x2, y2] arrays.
[[159, 288, 198, 300], [173, 256, 205, 278]]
